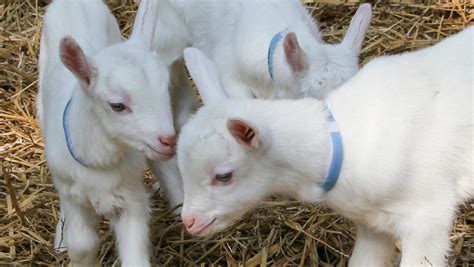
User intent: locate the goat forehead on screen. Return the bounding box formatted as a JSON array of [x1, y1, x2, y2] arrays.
[[180, 130, 232, 173], [104, 64, 166, 97], [307, 45, 329, 64], [189, 131, 229, 159], [179, 106, 234, 154], [306, 59, 354, 85], [99, 46, 165, 78], [323, 46, 358, 68], [109, 64, 147, 84], [107, 65, 150, 94]]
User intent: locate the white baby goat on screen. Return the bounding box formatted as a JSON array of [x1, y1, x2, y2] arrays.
[[37, 0, 175, 265], [177, 27, 473, 266], [154, 0, 372, 99], [147, 0, 372, 211]]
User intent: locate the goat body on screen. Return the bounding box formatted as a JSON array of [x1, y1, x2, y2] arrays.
[[177, 27, 473, 266], [154, 0, 371, 99], [38, 0, 174, 265]]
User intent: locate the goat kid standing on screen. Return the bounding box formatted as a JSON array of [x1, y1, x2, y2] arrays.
[[38, 0, 174, 265], [177, 27, 473, 266]]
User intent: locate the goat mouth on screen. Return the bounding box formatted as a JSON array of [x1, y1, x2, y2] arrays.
[[146, 144, 175, 159], [193, 218, 217, 236]]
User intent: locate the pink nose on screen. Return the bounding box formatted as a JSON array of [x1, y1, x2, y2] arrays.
[[158, 135, 177, 152], [182, 215, 195, 229]]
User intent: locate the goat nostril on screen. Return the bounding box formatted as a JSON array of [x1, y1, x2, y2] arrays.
[[159, 135, 177, 147], [184, 218, 195, 229]]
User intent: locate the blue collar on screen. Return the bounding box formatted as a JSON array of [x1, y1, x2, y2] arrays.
[[321, 107, 343, 192], [267, 30, 288, 79], [63, 98, 89, 167]]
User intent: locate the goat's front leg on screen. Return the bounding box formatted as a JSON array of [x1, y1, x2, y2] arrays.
[[54, 208, 67, 252], [112, 186, 151, 267], [399, 208, 453, 266], [349, 224, 396, 267], [60, 195, 100, 267], [149, 157, 184, 212]]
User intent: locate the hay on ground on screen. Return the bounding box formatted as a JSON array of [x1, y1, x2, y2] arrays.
[[0, 0, 472, 265]]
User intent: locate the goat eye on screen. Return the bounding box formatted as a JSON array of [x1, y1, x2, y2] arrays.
[[215, 172, 232, 183], [109, 103, 126, 112], [318, 80, 325, 86]]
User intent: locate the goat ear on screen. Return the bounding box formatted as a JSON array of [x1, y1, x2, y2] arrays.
[[59, 36, 97, 88], [129, 0, 159, 49], [227, 118, 262, 150], [283, 32, 309, 74], [341, 3, 372, 54], [184, 47, 227, 105]]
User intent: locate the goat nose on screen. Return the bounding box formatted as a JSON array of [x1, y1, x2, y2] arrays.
[[159, 135, 177, 148], [182, 216, 195, 229]]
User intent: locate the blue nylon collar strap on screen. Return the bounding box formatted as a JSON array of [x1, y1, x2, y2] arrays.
[[63, 98, 89, 167], [321, 107, 343, 192], [267, 30, 288, 79]]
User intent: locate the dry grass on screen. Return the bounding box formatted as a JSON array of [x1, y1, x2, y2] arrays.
[[1, 0, 473, 265]]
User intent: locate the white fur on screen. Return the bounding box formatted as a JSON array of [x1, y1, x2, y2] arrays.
[[38, 0, 174, 265], [146, 0, 198, 212], [152, 0, 192, 66], [148, 59, 198, 210], [177, 27, 474, 266], [148, 0, 370, 209], [154, 0, 372, 99]]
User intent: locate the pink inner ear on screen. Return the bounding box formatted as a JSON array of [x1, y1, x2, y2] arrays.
[[60, 37, 94, 86], [283, 32, 308, 73], [227, 119, 261, 149]]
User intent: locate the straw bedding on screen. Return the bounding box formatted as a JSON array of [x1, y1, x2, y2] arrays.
[[0, 0, 472, 265]]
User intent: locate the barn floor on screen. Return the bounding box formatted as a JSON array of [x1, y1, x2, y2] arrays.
[[1, 1, 473, 265]]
